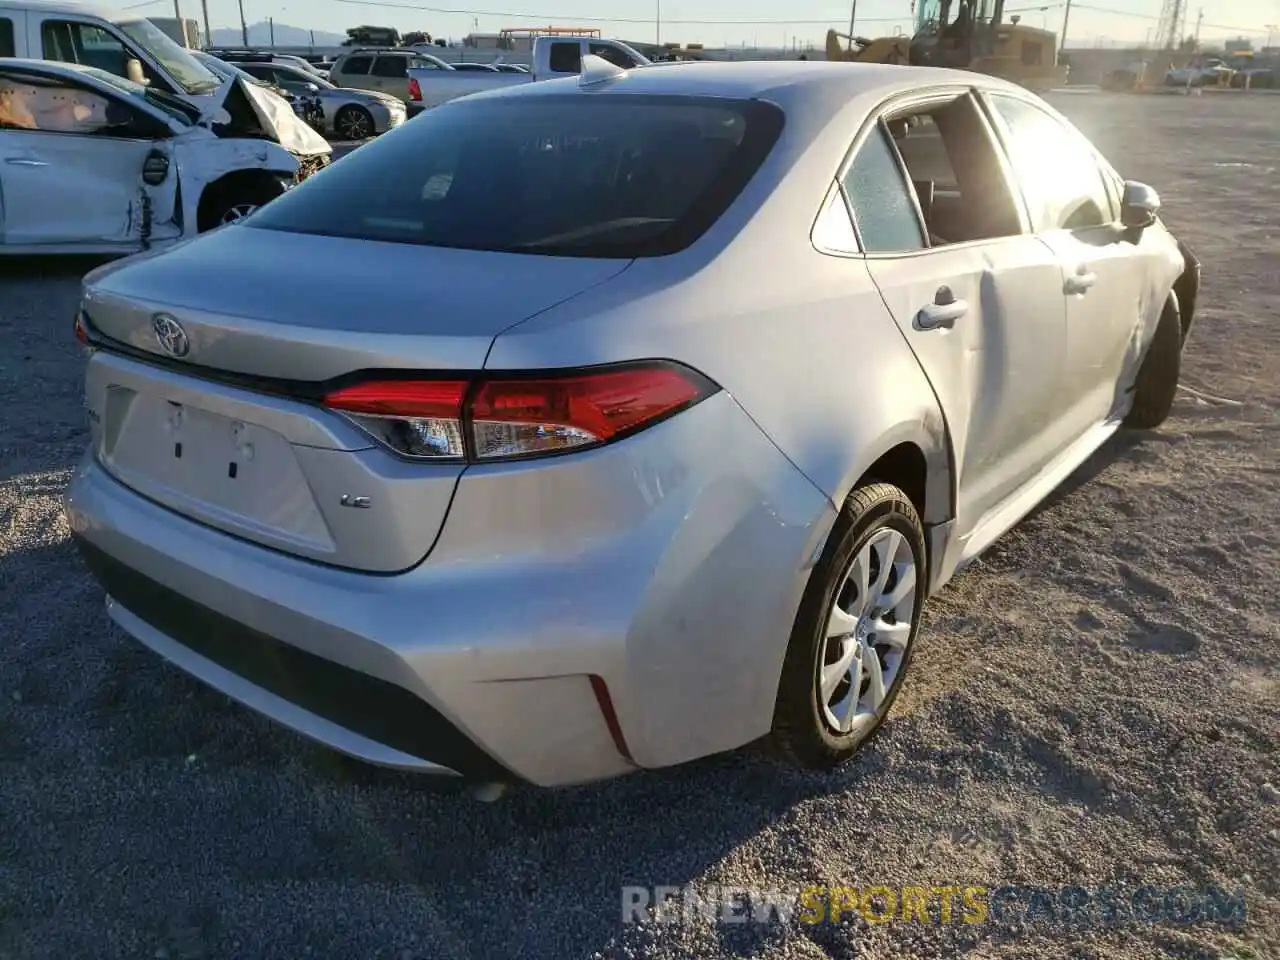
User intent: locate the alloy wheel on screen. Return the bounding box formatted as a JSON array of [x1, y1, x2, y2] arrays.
[[818, 526, 918, 738], [220, 203, 259, 225], [337, 109, 372, 140]]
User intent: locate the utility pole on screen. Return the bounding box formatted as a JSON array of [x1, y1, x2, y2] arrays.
[[172, 0, 181, 21], [1193, 7, 1203, 48], [848, 0, 858, 49], [200, 0, 211, 47], [1059, 0, 1072, 52], [238, 0, 248, 46], [655, 0, 660, 46], [268, 16, 275, 47]]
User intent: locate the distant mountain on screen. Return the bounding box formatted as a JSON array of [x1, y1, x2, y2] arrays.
[[209, 22, 346, 48]]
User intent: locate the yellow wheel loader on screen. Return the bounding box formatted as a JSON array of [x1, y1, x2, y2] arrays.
[[827, 0, 1068, 91]]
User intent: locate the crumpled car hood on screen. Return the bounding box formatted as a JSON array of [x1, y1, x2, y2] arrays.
[[207, 76, 331, 157]]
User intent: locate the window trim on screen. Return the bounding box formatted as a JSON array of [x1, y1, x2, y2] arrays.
[[977, 89, 1120, 235], [814, 84, 1032, 260]]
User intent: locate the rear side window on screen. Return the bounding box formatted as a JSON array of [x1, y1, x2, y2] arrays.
[[842, 126, 926, 253], [548, 42, 582, 73], [0, 19, 14, 58], [339, 55, 373, 75], [371, 56, 407, 78], [248, 95, 785, 259], [589, 43, 637, 69]]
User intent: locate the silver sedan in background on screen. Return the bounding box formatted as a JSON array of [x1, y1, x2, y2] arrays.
[[65, 61, 1198, 790], [235, 61, 406, 139]]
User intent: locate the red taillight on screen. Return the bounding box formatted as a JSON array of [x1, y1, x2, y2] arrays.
[[408, 78, 422, 101], [324, 379, 468, 460], [73, 311, 89, 346], [470, 368, 705, 459], [322, 363, 714, 463]]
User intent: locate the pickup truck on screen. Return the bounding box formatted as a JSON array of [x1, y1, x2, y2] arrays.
[[406, 36, 650, 114]]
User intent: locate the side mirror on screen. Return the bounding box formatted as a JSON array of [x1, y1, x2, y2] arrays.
[[1120, 180, 1161, 230], [126, 58, 149, 86]]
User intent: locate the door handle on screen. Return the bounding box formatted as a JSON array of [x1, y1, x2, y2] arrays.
[[3, 157, 48, 167], [1064, 267, 1098, 295], [915, 286, 968, 331]]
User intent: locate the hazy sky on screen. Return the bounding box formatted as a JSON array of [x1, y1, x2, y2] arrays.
[[150, 0, 1280, 47]]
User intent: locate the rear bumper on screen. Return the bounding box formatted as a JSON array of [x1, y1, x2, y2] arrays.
[[64, 391, 834, 786]]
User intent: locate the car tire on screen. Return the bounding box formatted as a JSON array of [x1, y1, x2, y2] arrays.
[[199, 183, 284, 232], [334, 105, 374, 140], [771, 482, 927, 770], [1123, 296, 1182, 430]]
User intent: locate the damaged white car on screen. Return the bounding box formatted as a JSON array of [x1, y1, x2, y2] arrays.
[[0, 58, 332, 254]]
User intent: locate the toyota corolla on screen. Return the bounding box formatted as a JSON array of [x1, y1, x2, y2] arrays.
[[64, 59, 1199, 788]]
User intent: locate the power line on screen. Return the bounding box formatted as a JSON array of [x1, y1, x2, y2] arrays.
[[327, 0, 1261, 34], [332, 0, 905, 25]]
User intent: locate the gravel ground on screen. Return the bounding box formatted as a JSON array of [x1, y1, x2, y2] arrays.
[[1, 93, 1277, 960]]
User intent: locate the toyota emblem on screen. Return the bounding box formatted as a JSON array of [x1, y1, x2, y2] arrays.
[[151, 313, 190, 358]]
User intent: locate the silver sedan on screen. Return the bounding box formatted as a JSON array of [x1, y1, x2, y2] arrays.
[[235, 61, 406, 139], [65, 61, 1198, 789]]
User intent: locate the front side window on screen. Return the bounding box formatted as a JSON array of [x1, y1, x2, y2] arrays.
[[987, 94, 1114, 232], [0, 18, 15, 58], [842, 126, 927, 253], [248, 95, 785, 259], [371, 56, 408, 78], [0, 75, 136, 136], [113, 18, 219, 94]]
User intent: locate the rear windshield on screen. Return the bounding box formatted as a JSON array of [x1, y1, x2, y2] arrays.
[[247, 94, 785, 258]]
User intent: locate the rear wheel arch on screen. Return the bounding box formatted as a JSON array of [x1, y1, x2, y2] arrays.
[[834, 419, 953, 530]]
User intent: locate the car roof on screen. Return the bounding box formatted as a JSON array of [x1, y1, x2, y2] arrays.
[[479, 59, 1030, 111], [5, 0, 122, 16], [0, 56, 101, 79]]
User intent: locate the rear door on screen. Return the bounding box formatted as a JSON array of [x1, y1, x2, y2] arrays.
[[983, 92, 1151, 433], [369, 54, 410, 100], [849, 91, 1071, 535]]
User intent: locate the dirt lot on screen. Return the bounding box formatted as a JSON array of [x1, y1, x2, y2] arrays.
[[0, 93, 1276, 960]]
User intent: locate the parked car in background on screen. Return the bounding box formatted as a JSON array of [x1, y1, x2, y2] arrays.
[[328, 48, 454, 102], [0, 1, 330, 161], [448, 62, 499, 72], [234, 59, 406, 140], [191, 50, 324, 132], [406, 35, 648, 112], [210, 49, 328, 80], [0, 58, 323, 252], [65, 61, 1198, 788]]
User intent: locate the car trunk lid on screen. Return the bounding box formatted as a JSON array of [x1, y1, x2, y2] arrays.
[[81, 227, 632, 572]]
